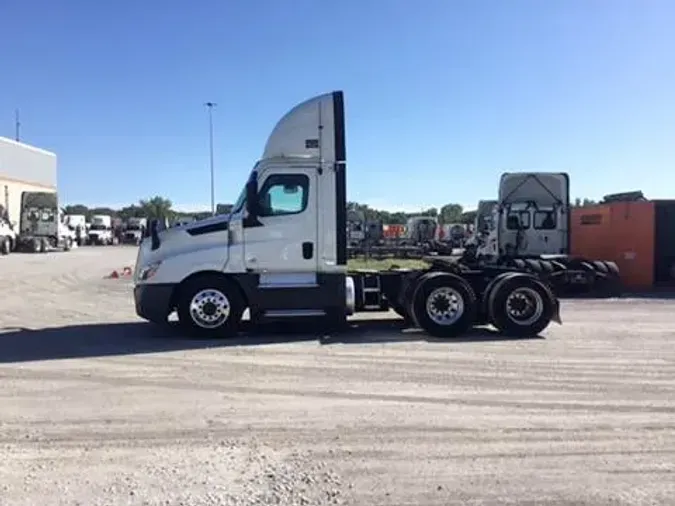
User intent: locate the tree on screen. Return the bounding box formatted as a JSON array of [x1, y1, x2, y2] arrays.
[[138, 196, 174, 220], [63, 204, 89, 216], [459, 210, 477, 224], [439, 203, 464, 223], [61, 197, 477, 226], [573, 198, 598, 208]]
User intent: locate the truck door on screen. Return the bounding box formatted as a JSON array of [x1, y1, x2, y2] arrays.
[[243, 168, 318, 283], [531, 208, 562, 255]]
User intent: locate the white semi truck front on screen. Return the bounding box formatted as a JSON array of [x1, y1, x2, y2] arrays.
[[87, 215, 114, 245]]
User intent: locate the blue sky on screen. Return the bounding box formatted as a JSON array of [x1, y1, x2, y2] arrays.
[[1, 0, 674, 212]]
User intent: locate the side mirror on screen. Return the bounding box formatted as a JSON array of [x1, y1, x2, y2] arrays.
[[245, 179, 259, 218]]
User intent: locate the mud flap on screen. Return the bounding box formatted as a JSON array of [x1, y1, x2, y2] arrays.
[[552, 299, 562, 324]]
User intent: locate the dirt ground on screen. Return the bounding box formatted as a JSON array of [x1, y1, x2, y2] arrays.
[[1, 246, 674, 506]]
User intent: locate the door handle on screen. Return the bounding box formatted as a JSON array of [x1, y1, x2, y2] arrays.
[[302, 242, 314, 259]]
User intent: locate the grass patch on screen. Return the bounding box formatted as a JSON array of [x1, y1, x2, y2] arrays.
[[347, 257, 429, 271]]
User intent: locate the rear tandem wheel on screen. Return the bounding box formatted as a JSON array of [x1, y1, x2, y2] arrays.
[[409, 272, 477, 338], [487, 273, 557, 337]]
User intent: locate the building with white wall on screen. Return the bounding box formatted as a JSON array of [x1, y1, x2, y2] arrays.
[[0, 136, 57, 226]]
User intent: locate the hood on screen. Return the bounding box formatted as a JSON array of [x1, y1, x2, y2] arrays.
[[143, 214, 230, 261]]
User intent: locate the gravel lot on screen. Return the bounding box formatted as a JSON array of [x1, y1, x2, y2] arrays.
[[1, 247, 674, 506]]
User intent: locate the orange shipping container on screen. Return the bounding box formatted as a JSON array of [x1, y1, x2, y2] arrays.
[[571, 200, 675, 290]]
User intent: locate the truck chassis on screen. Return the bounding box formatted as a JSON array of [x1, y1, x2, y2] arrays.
[[136, 262, 560, 340]]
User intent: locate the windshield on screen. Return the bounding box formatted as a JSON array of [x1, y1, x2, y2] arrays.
[[127, 225, 142, 231], [90, 224, 108, 231]]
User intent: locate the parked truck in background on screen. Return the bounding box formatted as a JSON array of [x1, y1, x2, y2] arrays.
[[65, 214, 87, 246], [87, 215, 115, 245], [462, 173, 621, 296], [123, 217, 147, 245], [0, 206, 16, 255], [15, 191, 74, 252], [134, 90, 562, 339]]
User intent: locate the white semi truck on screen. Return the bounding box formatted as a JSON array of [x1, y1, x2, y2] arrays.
[[65, 214, 87, 246], [123, 217, 147, 245], [87, 215, 115, 245], [15, 192, 74, 252], [133, 91, 561, 339]]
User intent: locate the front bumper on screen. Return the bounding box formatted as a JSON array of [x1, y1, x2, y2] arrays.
[[134, 283, 175, 323]]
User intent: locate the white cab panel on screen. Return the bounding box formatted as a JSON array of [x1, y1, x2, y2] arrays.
[[243, 166, 318, 273]]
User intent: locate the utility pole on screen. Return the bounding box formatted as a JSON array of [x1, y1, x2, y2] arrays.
[[14, 109, 20, 141], [204, 102, 217, 216]]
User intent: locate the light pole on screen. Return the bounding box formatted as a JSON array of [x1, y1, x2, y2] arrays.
[[205, 102, 217, 216], [14, 109, 20, 141]]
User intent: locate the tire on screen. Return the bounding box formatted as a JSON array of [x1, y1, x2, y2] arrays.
[[39, 238, 48, 253], [176, 276, 244, 338], [410, 272, 477, 338], [0, 236, 10, 255], [64, 237, 73, 251], [31, 238, 41, 253], [487, 274, 556, 337], [538, 260, 554, 274], [524, 258, 543, 274], [512, 258, 527, 270]]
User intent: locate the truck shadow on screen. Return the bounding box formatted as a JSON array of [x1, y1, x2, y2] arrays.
[[0, 318, 541, 364]]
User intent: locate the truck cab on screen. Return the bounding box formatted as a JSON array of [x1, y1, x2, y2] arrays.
[[65, 214, 87, 246], [473, 174, 569, 260], [496, 172, 569, 257], [16, 192, 73, 252], [88, 215, 114, 245], [134, 91, 348, 332], [124, 217, 147, 245], [0, 207, 15, 255]]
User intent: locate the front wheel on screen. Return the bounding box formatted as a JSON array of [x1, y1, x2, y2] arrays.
[[177, 277, 244, 338], [411, 273, 477, 338], [488, 274, 556, 337]]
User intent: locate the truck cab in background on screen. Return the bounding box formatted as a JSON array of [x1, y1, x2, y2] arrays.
[[123, 217, 147, 245], [134, 91, 561, 339], [87, 215, 115, 245], [65, 214, 87, 246], [463, 174, 620, 295], [470, 174, 569, 261], [0, 206, 16, 255], [15, 192, 73, 253]]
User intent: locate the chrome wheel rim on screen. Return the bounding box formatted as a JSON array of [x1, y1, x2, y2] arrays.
[[425, 287, 464, 326], [505, 287, 543, 326], [189, 289, 230, 329]]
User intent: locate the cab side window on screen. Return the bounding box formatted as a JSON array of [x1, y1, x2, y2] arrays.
[[257, 174, 309, 217], [506, 211, 530, 230], [534, 210, 556, 230]]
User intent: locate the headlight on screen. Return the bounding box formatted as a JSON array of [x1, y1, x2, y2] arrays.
[[138, 261, 162, 281]]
